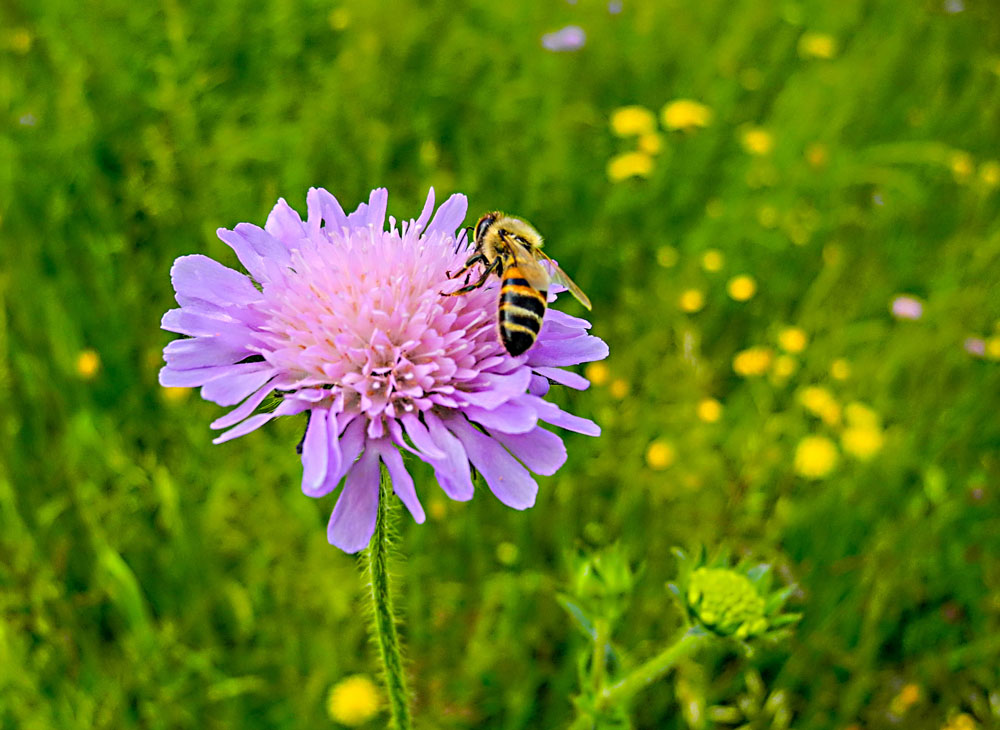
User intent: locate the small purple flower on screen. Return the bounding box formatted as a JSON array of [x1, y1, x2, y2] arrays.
[[542, 25, 586, 52], [890, 295, 923, 321], [160, 188, 607, 552], [964, 337, 985, 356], [608, 0, 623, 13]]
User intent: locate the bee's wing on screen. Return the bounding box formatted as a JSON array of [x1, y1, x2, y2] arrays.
[[506, 240, 552, 291], [532, 249, 592, 310]]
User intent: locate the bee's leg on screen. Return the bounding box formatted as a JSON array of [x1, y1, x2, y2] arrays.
[[443, 257, 500, 296], [446, 253, 488, 280]]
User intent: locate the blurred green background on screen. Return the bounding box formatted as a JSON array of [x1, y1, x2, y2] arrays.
[[3, 0, 1000, 728]]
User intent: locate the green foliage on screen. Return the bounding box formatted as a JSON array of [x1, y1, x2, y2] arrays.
[[2, 0, 1000, 728]]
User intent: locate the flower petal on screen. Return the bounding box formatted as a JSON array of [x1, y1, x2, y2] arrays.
[[200, 364, 275, 406], [163, 336, 252, 370], [211, 412, 275, 444], [529, 373, 550, 396], [365, 188, 388, 231], [447, 416, 538, 510], [413, 187, 435, 233], [171, 255, 261, 308], [400, 414, 446, 459], [264, 198, 306, 247], [425, 192, 468, 240], [314, 417, 365, 496], [490, 426, 567, 476], [373, 441, 425, 523], [308, 187, 349, 235], [532, 366, 590, 390], [210, 382, 275, 430], [527, 334, 609, 367], [301, 409, 330, 495], [424, 413, 474, 501], [327, 446, 380, 553], [463, 399, 539, 434], [531, 397, 601, 437], [460, 367, 531, 409]]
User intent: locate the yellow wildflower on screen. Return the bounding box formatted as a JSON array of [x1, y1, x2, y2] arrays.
[[328, 7, 351, 30], [76, 349, 101, 379], [806, 142, 829, 168], [951, 151, 974, 183], [794, 436, 838, 479], [943, 713, 979, 730], [609, 378, 630, 399], [727, 275, 757, 302], [661, 99, 713, 131], [161, 386, 191, 404], [656, 245, 678, 268], [701, 249, 725, 272], [733, 347, 773, 376], [841, 426, 884, 461], [844, 402, 880, 428], [327, 675, 380, 726], [772, 354, 799, 379], [889, 683, 921, 716], [979, 160, 1000, 187], [778, 327, 808, 354], [607, 151, 654, 182], [797, 32, 837, 59], [679, 288, 705, 313], [610, 105, 657, 136], [830, 358, 851, 380], [741, 127, 774, 156], [496, 541, 519, 566], [985, 337, 1000, 360], [429, 498, 447, 521], [646, 440, 676, 470], [638, 132, 664, 155], [697, 398, 722, 423], [585, 361, 610, 386], [798, 386, 836, 416]]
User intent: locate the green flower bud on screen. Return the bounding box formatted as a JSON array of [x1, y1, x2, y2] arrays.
[[688, 568, 767, 638]]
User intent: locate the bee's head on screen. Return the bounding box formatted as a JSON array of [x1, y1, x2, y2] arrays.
[[474, 212, 500, 244]]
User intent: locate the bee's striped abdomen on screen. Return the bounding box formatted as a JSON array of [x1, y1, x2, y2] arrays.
[[498, 267, 547, 356]]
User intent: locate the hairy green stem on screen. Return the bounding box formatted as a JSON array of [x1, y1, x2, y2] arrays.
[[365, 466, 411, 730], [597, 628, 706, 711]]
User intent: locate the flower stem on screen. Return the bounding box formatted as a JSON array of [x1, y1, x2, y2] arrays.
[[597, 628, 706, 711], [365, 466, 411, 730]]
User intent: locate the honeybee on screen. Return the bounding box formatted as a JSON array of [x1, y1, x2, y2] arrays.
[[444, 212, 592, 356]]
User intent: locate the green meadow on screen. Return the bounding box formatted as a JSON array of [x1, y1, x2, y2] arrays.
[[3, 0, 1000, 728]]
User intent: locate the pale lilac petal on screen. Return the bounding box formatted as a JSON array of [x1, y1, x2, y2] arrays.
[[212, 412, 276, 444], [533, 366, 590, 390], [424, 413, 474, 501], [448, 416, 538, 509], [464, 400, 538, 434], [459, 368, 531, 409], [527, 334, 609, 367], [491, 426, 567, 476], [399, 414, 446, 459], [171, 255, 261, 308], [216, 226, 285, 283], [373, 440, 425, 523], [365, 188, 388, 231], [301, 409, 330, 495], [210, 383, 275, 430], [544, 309, 592, 331], [345, 199, 370, 229], [542, 25, 586, 52], [200, 364, 275, 406], [159, 363, 241, 388], [265, 198, 306, 247], [161, 308, 249, 338], [529, 373, 550, 396], [163, 336, 252, 370], [413, 187, 435, 233], [424, 193, 468, 240], [316, 417, 366, 495], [308, 187, 349, 235], [327, 447, 380, 553], [532, 397, 601, 436]]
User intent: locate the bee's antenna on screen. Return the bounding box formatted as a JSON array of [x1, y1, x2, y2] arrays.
[[455, 225, 474, 254]]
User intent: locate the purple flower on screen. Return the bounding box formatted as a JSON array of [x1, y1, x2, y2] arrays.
[[541, 25, 586, 52], [964, 337, 985, 356], [160, 188, 607, 552], [890, 295, 923, 321]]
